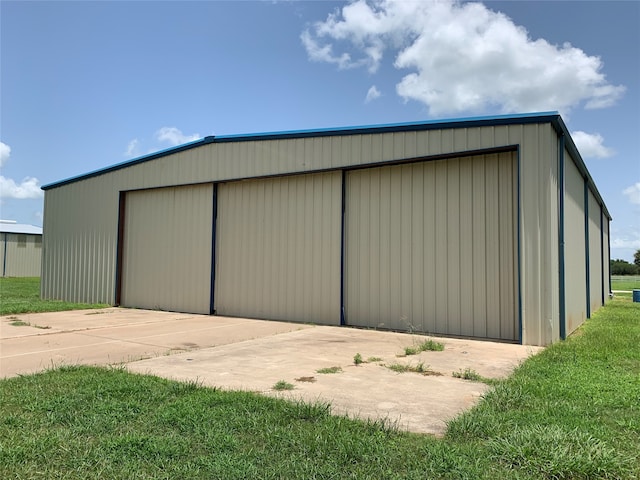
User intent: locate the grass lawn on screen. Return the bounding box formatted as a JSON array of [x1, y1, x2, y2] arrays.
[[0, 277, 108, 315], [611, 275, 640, 295], [1, 297, 638, 478]]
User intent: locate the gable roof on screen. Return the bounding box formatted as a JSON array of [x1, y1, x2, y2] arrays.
[[0, 222, 43, 235], [42, 111, 562, 191], [39, 111, 609, 219]]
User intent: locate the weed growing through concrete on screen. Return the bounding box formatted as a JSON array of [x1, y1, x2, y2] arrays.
[[386, 362, 442, 376], [402, 338, 445, 356], [317, 366, 343, 374], [419, 339, 445, 352], [353, 353, 363, 365], [404, 346, 419, 356], [273, 380, 294, 391], [8, 319, 30, 327], [452, 368, 482, 381], [6, 318, 50, 329], [452, 368, 495, 385], [387, 363, 411, 373]]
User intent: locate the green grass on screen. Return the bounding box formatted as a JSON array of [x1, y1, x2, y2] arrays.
[[0, 277, 109, 315], [386, 361, 441, 376], [7, 319, 51, 329], [451, 367, 496, 385], [447, 297, 639, 478], [1, 298, 638, 478], [403, 338, 445, 356], [611, 276, 640, 293], [272, 380, 294, 391], [316, 366, 343, 374]]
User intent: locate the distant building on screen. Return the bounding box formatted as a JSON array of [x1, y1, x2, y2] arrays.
[[0, 221, 43, 277], [41, 112, 610, 346]]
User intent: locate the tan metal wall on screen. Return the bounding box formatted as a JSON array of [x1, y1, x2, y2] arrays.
[[42, 175, 120, 303], [42, 121, 594, 345], [603, 214, 610, 297], [564, 154, 587, 334], [120, 184, 213, 314], [517, 123, 559, 345], [588, 189, 603, 313], [215, 172, 342, 324], [1, 233, 42, 277], [345, 153, 518, 341]]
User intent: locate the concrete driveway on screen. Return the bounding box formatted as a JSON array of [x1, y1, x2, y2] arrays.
[[1, 308, 542, 436]]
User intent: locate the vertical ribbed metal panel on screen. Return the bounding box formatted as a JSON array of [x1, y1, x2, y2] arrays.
[[1, 234, 42, 277], [41, 177, 119, 304], [345, 152, 517, 341], [564, 154, 587, 333], [120, 184, 213, 314], [215, 171, 341, 324], [547, 135, 560, 341], [602, 215, 610, 296], [0, 234, 4, 276], [40, 120, 604, 346], [587, 190, 602, 313], [516, 123, 559, 346]]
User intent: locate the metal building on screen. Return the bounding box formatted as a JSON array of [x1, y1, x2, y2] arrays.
[[41, 112, 611, 346], [1, 221, 43, 277]]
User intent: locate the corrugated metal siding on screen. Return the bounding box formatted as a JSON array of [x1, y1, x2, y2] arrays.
[[516, 123, 559, 345], [215, 172, 341, 324], [41, 177, 119, 303], [121, 184, 213, 314], [1, 233, 42, 277], [603, 215, 610, 297], [40, 121, 578, 346], [345, 153, 518, 341], [564, 154, 587, 334], [588, 190, 603, 313], [546, 132, 560, 343]]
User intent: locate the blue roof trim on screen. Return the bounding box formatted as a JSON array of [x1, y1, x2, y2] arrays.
[[43, 111, 560, 191], [213, 111, 560, 142], [42, 138, 213, 190], [549, 115, 611, 220]]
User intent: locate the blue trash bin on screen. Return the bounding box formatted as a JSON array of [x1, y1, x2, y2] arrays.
[[633, 290, 640, 303]]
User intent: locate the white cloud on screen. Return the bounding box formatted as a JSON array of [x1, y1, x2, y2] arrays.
[[0, 176, 44, 199], [623, 182, 640, 205], [302, 0, 625, 116], [0, 141, 43, 200], [365, 85, 381, 103], [571, 131, 614, 159], [124, 138, 140, 157], [0, 142, 10, 167], [155, 127, 200, 147], [611, 235, 640, 250], [300, 30, 356, 70]]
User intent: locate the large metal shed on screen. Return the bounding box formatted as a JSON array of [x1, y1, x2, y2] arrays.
[[41, 112, 611, 346], [1, 221, 43, 277]]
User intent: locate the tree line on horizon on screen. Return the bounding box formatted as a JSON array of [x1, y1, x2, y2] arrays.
[[610, 249, 640, 275]]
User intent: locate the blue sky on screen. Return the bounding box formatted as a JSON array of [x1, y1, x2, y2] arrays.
[[1, 0, 638, 261]]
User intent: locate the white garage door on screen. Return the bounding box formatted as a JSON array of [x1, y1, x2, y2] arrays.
[[214, 172, 342, 324], [345, 153, 518, 341], [121, 184, 214, 314]]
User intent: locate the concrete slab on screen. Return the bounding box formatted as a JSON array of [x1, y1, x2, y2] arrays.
[[1, 308, 542, 436], [128, 326, 542, 436], [0, 309, 311, 377]]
